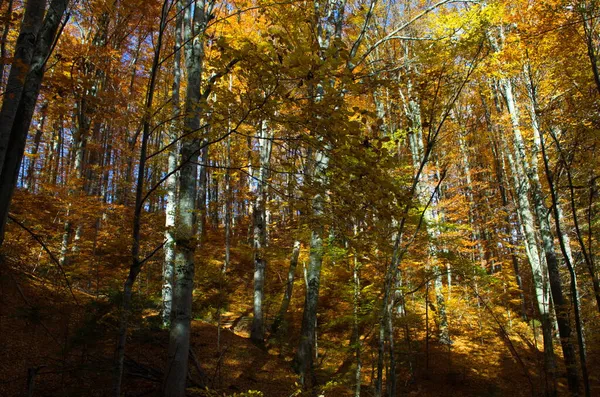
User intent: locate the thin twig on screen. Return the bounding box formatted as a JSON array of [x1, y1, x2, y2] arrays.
[[7, 214, 79, 305]]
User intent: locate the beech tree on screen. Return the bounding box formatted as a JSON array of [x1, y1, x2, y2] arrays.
[[2, 1, 600, 396]]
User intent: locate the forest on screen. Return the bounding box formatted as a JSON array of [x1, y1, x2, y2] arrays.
[[0, 0, 599, 396]]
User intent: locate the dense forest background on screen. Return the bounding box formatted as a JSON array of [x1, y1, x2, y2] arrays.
[[0, 0, 599, 396]]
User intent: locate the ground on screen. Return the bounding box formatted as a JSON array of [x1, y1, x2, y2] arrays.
[[0, 254, 597, 396]]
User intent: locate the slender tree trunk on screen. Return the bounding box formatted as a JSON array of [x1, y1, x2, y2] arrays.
[[485, 69, 557, 393], [549, 126, 600, 313], [272, 240, 301, 333], [353, 247, 362, 397], [516, 71, 579, 395], [293, 0, 344, 388], [0, 0, 14, 91], [580, 2, 600, 96], [224, 136, 231, 272], [500, 125, 557, 390], [113, 1, 166, 395], [162, 0, 183, 328], [45, 120, 61, 185], [375, 296, 385, 397], [481, 91, 528, 318], [407, 96, 451, 345], [197, 144, 208, 241], [386, 288, 396, 397], [251, 119, 273, 345], [540, 126, 590, 397], [293, 143, 329, 387], [24, 102, 46, 191]]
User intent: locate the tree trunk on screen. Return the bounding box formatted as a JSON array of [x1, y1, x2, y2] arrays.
[[271, 240, 301, 333], [293, 0, 344, 388], [0, 0, 68, 246], [24, 102, 47, 191], [526, 62, 588, 393], [353, 248, 362, 397], [224, 136, 231, 272], [510, 71, 579, 395], [163, 1, 208, 395], [162, 0, 183, 328], [113, 1, 167, 394], [500, 124, 557, 391], [540, 126, 590, 397], [0, 0, 44, 177], [197, 144, 208, 241], [407, 95, 451, 346], [485, 63, 557, 392], [580, 1, 600, 96], [251, 119, 273, 345], [294, 182, 327, 387], [0, 0, 14, 91]]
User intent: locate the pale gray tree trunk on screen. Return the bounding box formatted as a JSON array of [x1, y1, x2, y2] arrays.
[[483, 41, 556, 381], [500, 124, 556, 381], [540, 127, 591, 397], [525, 70, 587, 396], [251, 119, 273, 345], [163, 1, 210, 395], [44, 120, 61, 185], [224, 82, 232, 272], [162, 0, 183, 328], [197, 144, 208, 241], [480, 90, 528, 318], [294, 148, 328, 386], [406, 91, 451, 346], [63, 101, 87, 261], [501, 72, 580, 395], [353, 244, 362, 397], [209, 164, 219, 227], [0, 0, 69, 246]]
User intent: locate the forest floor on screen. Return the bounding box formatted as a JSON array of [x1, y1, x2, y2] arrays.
[[0, 263, 299, 396], [1, 250, 597, 396]]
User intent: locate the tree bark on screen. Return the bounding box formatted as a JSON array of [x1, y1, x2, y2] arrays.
[[24, 102, 47, 191], [0, 0, 68, 246], [271, 240, 301, 333], [162, 0, 183, 328], [485, 66, 557, 393], [406, 90, 451, 346], [0, 0, 45, 177], [540, 125, 590, 397], [293, 174, 327, 386], [515, 70, 579, 395], [293, 0, 345, 388], [0, 0, 14, 91], [163, 1, 209, 395], [113, 1, 167, 394], [353, 246, 362, 397], [251, 119, 273, 345]]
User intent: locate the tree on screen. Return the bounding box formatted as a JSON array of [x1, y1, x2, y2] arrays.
[[0, 0, 69, 246], [162, 1, 212, 395]]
